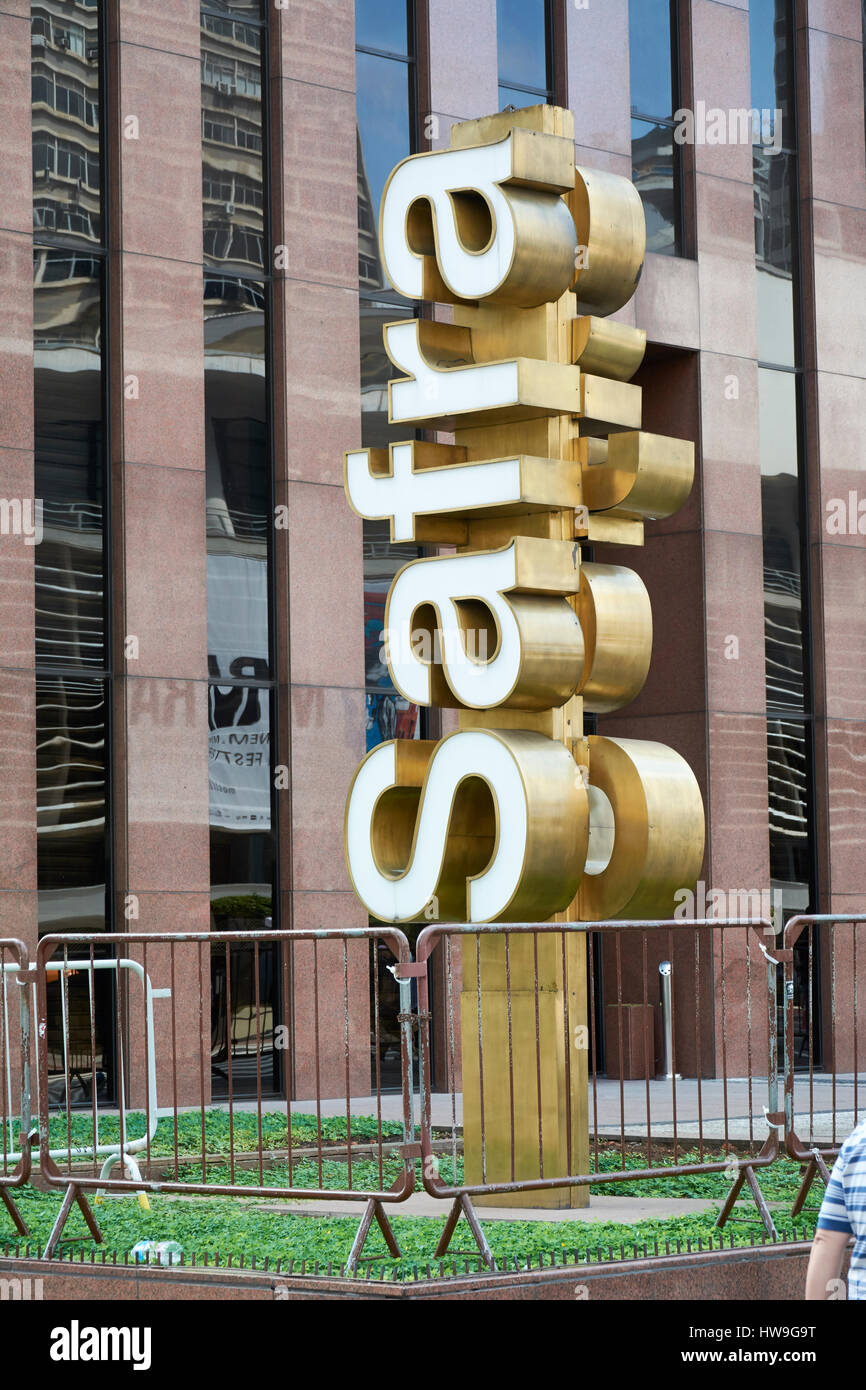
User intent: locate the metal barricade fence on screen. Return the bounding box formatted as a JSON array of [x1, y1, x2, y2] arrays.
[[413, 919, 784, 1265], [782, 914, 866, 1214], [0, 940, 32, 1238], [4, 915, 863, 1270], [34, 928, 416, 1267]]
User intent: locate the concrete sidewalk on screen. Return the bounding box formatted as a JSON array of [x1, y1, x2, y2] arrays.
[[235, 1076, 864, 1144], [263, 1191, 728, 1224]]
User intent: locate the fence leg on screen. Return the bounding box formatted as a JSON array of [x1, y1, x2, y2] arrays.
[[0, 1185, 29, 1237], [791, 1158, 817, 1218], [716, 1135, 778, 1239], [791, 1149, 832, 1220], [42, 1182, 103, 1260], [742, 1164, 779, 1239], [714, 1169, 747, 1229], [434, 1194, 495, 1269], [345, 1199, 402, 1274]]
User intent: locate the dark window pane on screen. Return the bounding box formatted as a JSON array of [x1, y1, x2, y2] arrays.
[[209, 678, 274, 1056], [43, 961, 115, 1104], [356, 50, 412, 247], [201, 13, 264, 273], [34, 247, 105, 669], [37, 676, 106, 932], [205, 275, 270, 680], [749, 0, 795, 152], [631, 118, 679, 256], [497, 0, 549, 92], [31, 0, 102, 246], [767, 717, 810, 884], [210, 937, 279, 1097], [629, 0, 675, 119], [363, 521, 422, 751], [360, 300, 416, 447], [759, 368, 803, 712], [355, 0, 409, 55]]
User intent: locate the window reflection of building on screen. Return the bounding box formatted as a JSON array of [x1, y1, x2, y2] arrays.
[[628, 0, 682, 257], [31, 4, 110, 1105], [36, 676, 107, 936], [631, 121, 678, 256], [762, 474, 809, 901], [204, 275, 273, 884], [364, 522, 422, 754], [202, 3, 277, 1097], [34, 249, 104, 671], [201, 5, 265, 275], [751, 2, 815, 1060], [357, 130, 383, 291], [32, 0, 101, 248], [355, 5, 422, 755]]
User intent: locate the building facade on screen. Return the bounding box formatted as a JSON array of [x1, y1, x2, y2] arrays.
[[1, 0, 865, 1099]]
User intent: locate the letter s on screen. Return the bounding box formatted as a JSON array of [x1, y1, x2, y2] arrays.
[[345, 729, 588, 923]]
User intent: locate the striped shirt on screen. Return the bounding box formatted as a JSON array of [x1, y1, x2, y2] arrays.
[[816, 1121, 866, 1300]]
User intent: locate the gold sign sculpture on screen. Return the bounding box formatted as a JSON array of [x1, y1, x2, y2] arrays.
[[343, 106, 705, 1206]]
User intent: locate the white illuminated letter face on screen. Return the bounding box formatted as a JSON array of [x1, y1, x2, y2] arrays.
[[386, 546, 521, 708], [346, 732, 528, 923], [385, 320, 518, 425], [381, 137, 516, 302], [344, 443, 521, 542]]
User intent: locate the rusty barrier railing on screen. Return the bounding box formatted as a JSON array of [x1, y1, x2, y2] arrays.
[[782, 914, 866, 1216], [413, 919, 785, 1265], [2, 915, 863, 1271], [33, 928, 416, 1267], [0, 940, 33, 1239]]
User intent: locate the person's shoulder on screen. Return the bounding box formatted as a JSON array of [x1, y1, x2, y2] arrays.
[[838, 1120, 866, 1166]]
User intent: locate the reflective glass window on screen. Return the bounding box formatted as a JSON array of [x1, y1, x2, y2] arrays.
[[356, 49, 412, 280], [631, 119, 679, 256], [754, 146, 797, 366], [37, 676, 107, 932], [360, 300, 415, 448], [355, 0, 410, 55], [497, 0, 550, 95], [363, 523, 423, 753], [201, 0, 265, 20], [34, 247, 105, 670], [201, 11, 265, 274], [749, 0, 795, 153], [628, 0, 675, 119], [767, 717, 811, 887], [205, 275, 270, 682], [31, 1, 101, 247], [628, 2, 681, 256], [758, 368, 803, 714]]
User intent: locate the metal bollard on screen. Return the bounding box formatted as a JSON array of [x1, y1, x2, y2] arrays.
[[658, 961, 681, 1080]]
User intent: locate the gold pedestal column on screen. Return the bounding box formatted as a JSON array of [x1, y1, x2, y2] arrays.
[[451, 105, 591, 1207]]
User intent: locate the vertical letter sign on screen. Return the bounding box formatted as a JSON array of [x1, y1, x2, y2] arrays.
[[343, 107, 704, 1206]]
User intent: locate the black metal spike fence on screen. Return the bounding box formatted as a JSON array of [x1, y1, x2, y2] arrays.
[[0, 917, 863, 1272]]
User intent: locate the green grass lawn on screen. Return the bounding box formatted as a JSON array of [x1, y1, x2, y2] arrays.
[[1, 1184, 818, 1280]]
